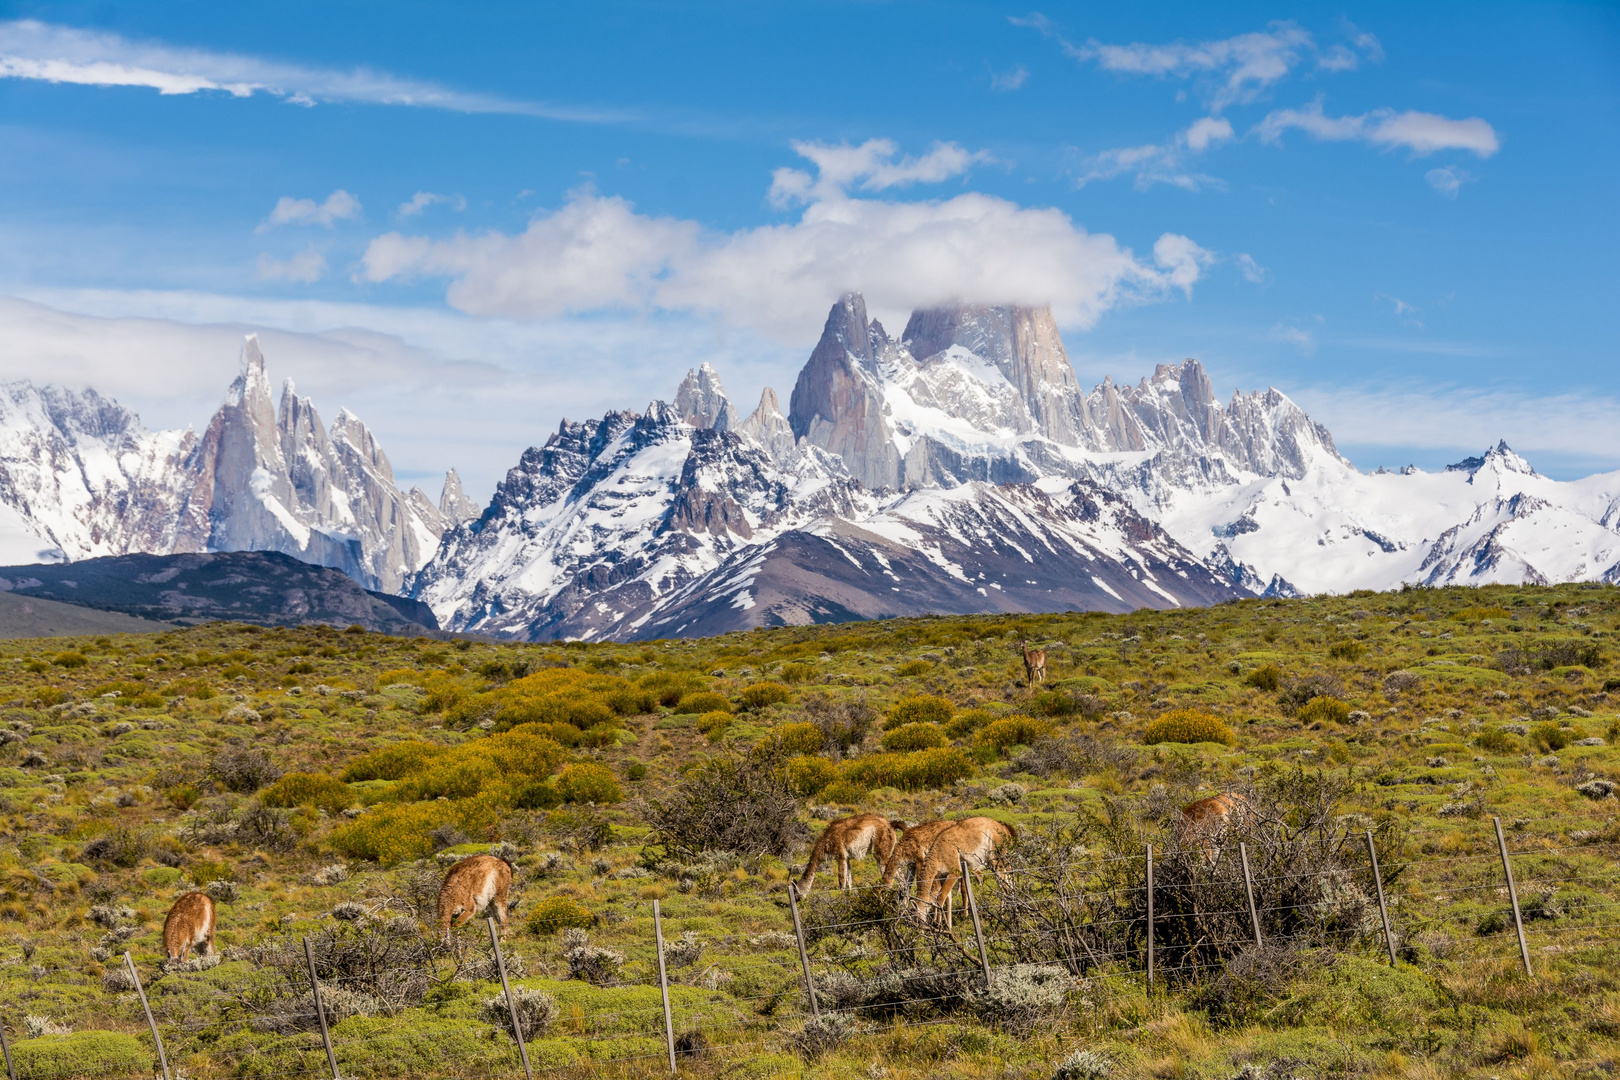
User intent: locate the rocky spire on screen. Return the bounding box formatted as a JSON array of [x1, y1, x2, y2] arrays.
[[736, 387, 796, 461], [788, 294, 901, 490], [673, 362, 735, 430], [439, 468, 480, 523]]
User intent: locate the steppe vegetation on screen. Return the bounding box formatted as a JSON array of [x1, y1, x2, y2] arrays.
[[0, 583, 1616, 1080]]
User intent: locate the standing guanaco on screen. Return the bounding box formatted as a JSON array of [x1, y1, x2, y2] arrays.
[[797, 814, 904, 896], [162, 891, 217, 964], [436, 855, 515, 938], [915, 817, 1018, 929], [880, 819, 958, 895], [1021, 641, 1047, 686]]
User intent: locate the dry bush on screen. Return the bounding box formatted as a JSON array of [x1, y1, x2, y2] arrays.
[[1013, 731, 1136, 780], [798, 693, 875, 755], [241, 916, 457, 1023], [1277, 674, 1344, 715], [638, 749, 808, 861], [481, 987, 558, 1041], [211, 744, 282, 793]]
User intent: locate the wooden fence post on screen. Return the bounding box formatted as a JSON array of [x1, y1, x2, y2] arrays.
[[0, 1012, 17, 1080], [1239, 843, 1263, 949], [1493, 817, 1533, 976], [123, 952, 171, 1080], [302, 937, 341, 1080], [787, 882, 819, 1018], [1364, 830, 1397, 965], [488, 917, 535, 1080], [1145, 844, 1155, 992], [652, 900, 677, 1076], [959, 855, 992, 989]]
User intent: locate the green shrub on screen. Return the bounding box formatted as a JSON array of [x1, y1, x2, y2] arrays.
[[885, 694, 953, 730], [639, 671, 706, 708], [674, 691, 731, 715], [1475, 729, 1521, 754], [772, 721, 823, 755], [696, 710, 732, 742], [340, 741, 438, 782], [1297, 696, 1352, 725], [553, 763, 621, 805], [1531, 723, 1571, 752], [261, 772, 354, 815], [943, 708, 995, 739], [973, 716, 1051, 754], [784, 755, 838, 796], [1142, 708, 1234, 746], [881, 722, 948, 751], [896, 660, 932, 677], [840, 747, 975, 791], [780, 662, 816, 684], [1604, 676, 1620, 693], [10, 1032, 148, 1079], [625, 762, 648, 782], [1244, 665, 1281, 691], [526, 896, 596, 935], [51, 652, 88, 668], [329, 798, 499, 865], [738, 681, 792, 710], [1328, 641, 1365, 661]]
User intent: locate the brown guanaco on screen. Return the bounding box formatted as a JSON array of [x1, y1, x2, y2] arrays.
[[796, 814, 903, 895], [436, 855, 515, 937], [162, 891, 217, 964], [915, 817, 1018, 929], [1021, 641, 1047, 686]]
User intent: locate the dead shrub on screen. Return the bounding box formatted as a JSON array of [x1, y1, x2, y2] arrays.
[[638, 748, 808, 861]]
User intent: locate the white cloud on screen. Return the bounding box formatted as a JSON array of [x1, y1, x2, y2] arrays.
[[0, 19, 627, 123], [362, 145, 1212, 341], [990, 64, 1029, 91], [260, 190, 362, 230], [1234, 253, 1268, 284], [769, 139, 991, 205], [1076, 117, 1232, 190], [1271, 323, 1316, 355], [1373, 292, 1423, 328], [1256, 99, 1499, 157], [256, 248, 327, 284], [1425, 167, 1465, 198], [398, 191, 467, 217]]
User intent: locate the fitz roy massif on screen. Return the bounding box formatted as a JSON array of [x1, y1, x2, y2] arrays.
[[1, 296, 1616, 641]]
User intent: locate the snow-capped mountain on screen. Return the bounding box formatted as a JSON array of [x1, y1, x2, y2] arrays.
[[413, 293, 1620, 640], [0, 336, 459, 592]]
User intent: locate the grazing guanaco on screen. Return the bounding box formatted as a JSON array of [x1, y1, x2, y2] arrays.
[[436, 854, 514, 938], [1178, 793, 1252, 858], [915, 817, 1018, 929], [880, 819, 958, 893], [162, 891, 216, 965], [797, 814, 904, 896], [1021, 641, 1047, 686]]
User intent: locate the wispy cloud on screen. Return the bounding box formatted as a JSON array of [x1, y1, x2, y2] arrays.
[[1234, 253, 1268, 284], [1271, 322, 1316, 355], [1255, 98, 1499, 157], [256, 248, 327, 283], [0, 19, 631, 123], [1425, 167, 1468, 198], [1015, 16, 1380, 112], [1076, 116, 1233, 190], [990, 64, 1028, 91], [1373, 292, 1423, 328], [398, 191, 467, 218], [259, 190, 362, 231], [359, 141, 1214, 342]]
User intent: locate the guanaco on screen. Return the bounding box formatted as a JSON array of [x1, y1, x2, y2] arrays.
[[915, 817, 1018, 929], [162, 891, 217, 964], [797, 815, 904, 896], [436, 854, 515, 937], [1178, 793, 1252, 858], [880, 819, 958, 893], [1021, 641, 1047, 686]]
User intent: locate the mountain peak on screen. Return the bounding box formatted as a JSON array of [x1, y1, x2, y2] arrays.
[[1447, 440, 1535, 478], [674, 363, 734, 430]]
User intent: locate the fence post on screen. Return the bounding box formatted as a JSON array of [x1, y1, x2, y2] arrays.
[[1145, 844, 1155, 993], [1364, 830, 1397, 966], [652, 900, 677, 1076], [488, 916, 535, 1080], [1493, 817, 1533, 976], [1239, 843, 1263, 949], [787, 882, 820, 1018], [302, 937, 341, 1080], [0, 1012, 17, 1080], [123, 952, 171, 1080], [959, 855, 992, 989]]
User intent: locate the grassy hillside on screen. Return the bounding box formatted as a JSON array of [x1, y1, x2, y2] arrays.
[[0, 583, 1615, 1080]]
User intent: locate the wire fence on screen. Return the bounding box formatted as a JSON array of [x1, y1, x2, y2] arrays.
[[2, 815, 1616, 1080]]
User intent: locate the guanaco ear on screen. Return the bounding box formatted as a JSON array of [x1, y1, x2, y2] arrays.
[[890, 819, 908, 833]]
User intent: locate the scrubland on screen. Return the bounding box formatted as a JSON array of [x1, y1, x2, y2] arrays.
[[0, 583, 1615, 1080]]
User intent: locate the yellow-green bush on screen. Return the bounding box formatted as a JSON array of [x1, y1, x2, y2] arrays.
[[341, 741, 439, 782], [1244, 665, 1281, 691], [772, 721, 823, 755], [387, 728, 566, 804], [973, 716, 1051, 754], [1531, 722, 1572, 752], [1142, 708, 1235, 746], [840, 747, 975, 791], [780, 662, 816, 684], [696, 711, 732, 742], [638, 670, 706, 707], [52, 652, 88, 668], [260, 772, 353, 815], [553, 763, 621, 805], [527, 896, 595, 935], [785, 754, 838, 796], [1475, 728, 1521, 754], [1297, 695, 1351, 725], [943, 708, 995, 739], [881, 722, 948, 751], [330, 796, 501, 865], [738, 681, 792, 710], [885, 694, 953, 730], [896, 659, 932, 677], [674, 691, 731, 715], [10, 1032, 148, 1078]]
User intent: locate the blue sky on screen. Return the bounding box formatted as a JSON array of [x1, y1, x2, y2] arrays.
[[0, 1, 1616, 496]]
